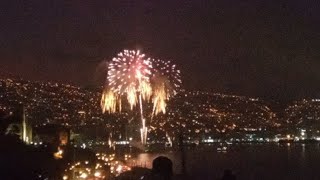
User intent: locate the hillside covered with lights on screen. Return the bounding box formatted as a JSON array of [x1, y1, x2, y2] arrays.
[[1, 78, 320, 140]]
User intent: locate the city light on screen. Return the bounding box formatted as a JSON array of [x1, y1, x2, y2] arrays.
[[79, 172, 88, 179], [94, 171, 101, 177], [53, 147, 63, 159]]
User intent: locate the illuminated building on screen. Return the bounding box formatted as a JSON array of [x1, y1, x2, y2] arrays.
[[6, 104, 32, 144]]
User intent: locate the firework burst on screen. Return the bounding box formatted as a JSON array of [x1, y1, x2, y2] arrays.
[[150, 59, 182, 116], [107, 50, 152, 109], [101, 49, 181, 144]]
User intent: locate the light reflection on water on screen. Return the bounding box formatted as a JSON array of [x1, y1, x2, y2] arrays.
[[128, 144, 320, 180], [127, 152, 182, 171]]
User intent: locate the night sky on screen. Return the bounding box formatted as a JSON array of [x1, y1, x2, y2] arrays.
[[1, 0, 320, 102]]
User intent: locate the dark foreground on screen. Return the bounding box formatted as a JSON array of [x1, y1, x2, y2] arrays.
[[125, 143, 320, 180]]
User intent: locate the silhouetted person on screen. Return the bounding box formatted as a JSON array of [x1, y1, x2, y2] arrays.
[[142, 156, 173, 180], [221, 169, 236, 180]]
